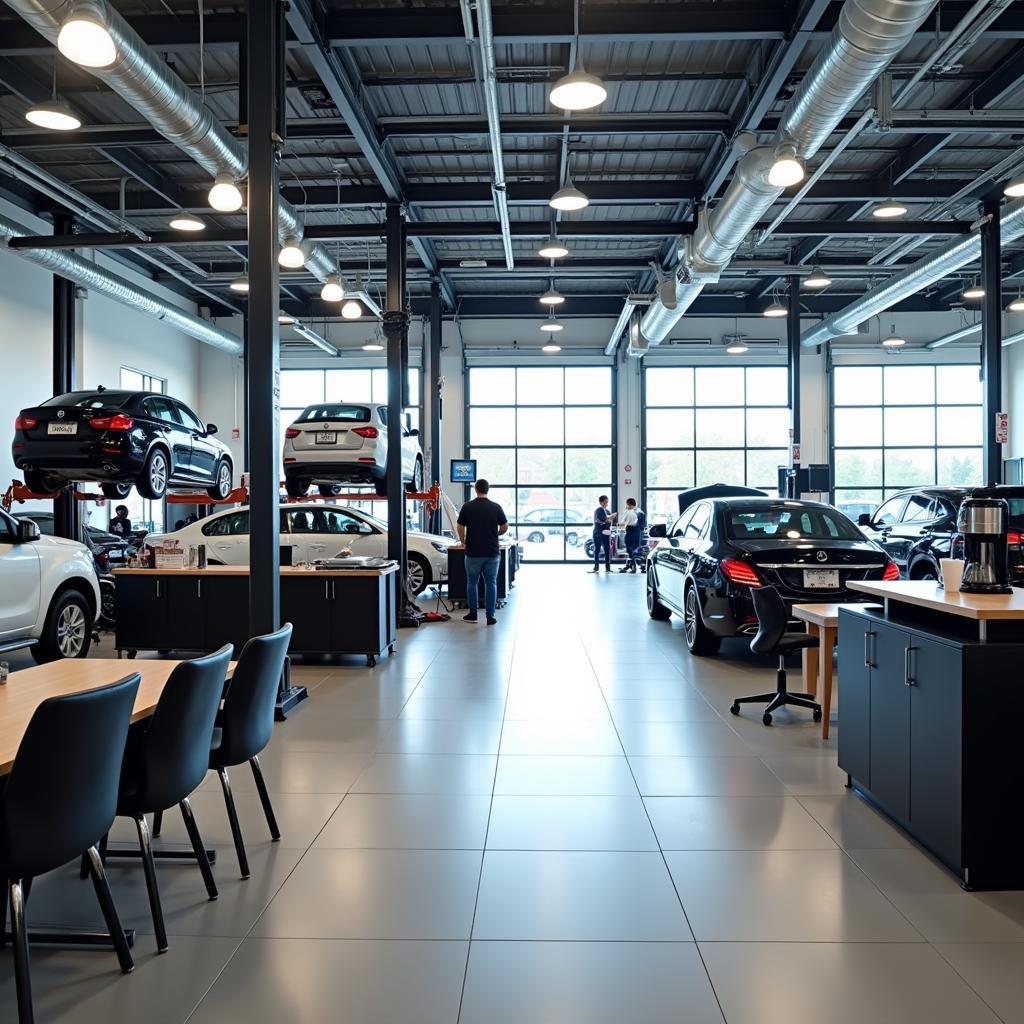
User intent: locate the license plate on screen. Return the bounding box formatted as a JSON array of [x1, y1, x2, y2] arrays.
[[803, 569, 839, 588], [47, 422, 77, 435], [315, 432, 337, 444], [108, 548, 124, 559]]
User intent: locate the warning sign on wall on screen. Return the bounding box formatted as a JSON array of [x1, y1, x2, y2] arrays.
[[996, 412, 1009, 444]]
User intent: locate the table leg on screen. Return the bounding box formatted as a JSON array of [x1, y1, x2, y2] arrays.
[[803, 623, 820, 698], [820, 625, 836, 740]]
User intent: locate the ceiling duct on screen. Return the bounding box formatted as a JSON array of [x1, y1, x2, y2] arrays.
[[1, 0, 339, 286], [638, 0, 938, 347], [1, 210, 241, 353]]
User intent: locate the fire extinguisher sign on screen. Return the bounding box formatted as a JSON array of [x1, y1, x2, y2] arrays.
[[996, 412, 1009, 445]]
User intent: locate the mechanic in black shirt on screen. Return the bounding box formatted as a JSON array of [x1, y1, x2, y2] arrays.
[[456, 478, 508, 625], [109, 504, 133, 540]]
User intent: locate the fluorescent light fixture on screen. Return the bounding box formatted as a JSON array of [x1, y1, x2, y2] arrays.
[[320, 273, 344, 302], [549, 68, 607, 111], [341, 299, 362, 319], [1008, 293, 1024, 312], [169, 211, 205, 232], [540, 315, 564, 332], [459, 259, 488, 268], [542, 339, 562, 353], [229, 274, 249, 294], [57, 8, 116, 68], [763, 300, 788, 318], [726, 341, 749, 355], [803, 267, 832, 289], [538, 234, 570, 259], [549, 182, 589, 211], [539, 286, 566, 306], [873, 198, 908, 219], [362, 340, 384, 352], [208, 172, 243, 212], [25, 100, 81, 131], [1005, 176, 1024, 198], [278, 237, 305, 269], [881, 324, 906, 348], [768, 143, 804, 188], [278, 314, 295, 325], [962, 282, 985, 300]]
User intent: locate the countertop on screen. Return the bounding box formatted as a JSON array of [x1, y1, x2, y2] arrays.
[[113, 565, 399, 578], [849, 579, 1024, 621]]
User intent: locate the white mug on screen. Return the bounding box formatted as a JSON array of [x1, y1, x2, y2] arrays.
[[940, 558, 964, 593]]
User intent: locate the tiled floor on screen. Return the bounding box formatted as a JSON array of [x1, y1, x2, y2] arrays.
[[1, 565, 1020, 1022]]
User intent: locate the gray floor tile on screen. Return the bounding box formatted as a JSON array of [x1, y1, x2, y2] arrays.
[[935, 943, 1024, 1024], [487, 795, 658, 851], [262, 714, 394, 753], [628, 755, 788, 797], [227, 748, 371, 794], [759, 753, 851, 794], [460, 942, 724, 1024], [499, 718, 623, 756], [313, 793, 492, 849], [607, 697, 720, 722], [797, 793, 913, 850], [253, 848, 481, 939], [351, 754, 497, 794], [473, 851, 691, 940], [188, 939, 467, 1024], [701, 942, 1001, 1024], [493, 755, 638, 796], [615, 719, 754, 757], [376, 718, 503, 755], [398, 696, 507, 721], [597, 676, 700, 699]]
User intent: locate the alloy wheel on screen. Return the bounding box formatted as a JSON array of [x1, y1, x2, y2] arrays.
[[150, 452, 167, 493], [217, 462, 231, 496], [647, 575, 656, 613], [406, 558, 425, 594], [57, 603, 87, 657], [684, 588, 698, 647]]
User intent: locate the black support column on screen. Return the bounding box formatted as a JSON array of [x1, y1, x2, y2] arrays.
[[788, 279, 802, 499], [428, 279, 443, 531], [981, 200, 1003, 485], [52, 213, 78, 539]]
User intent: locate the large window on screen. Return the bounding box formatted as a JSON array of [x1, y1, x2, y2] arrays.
[[644, 365, 790, 523], [831, 364, 983, 519], [467, 366, 614, 561]]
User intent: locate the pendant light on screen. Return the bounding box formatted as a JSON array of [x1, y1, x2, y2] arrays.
[[341, 299, 362, 319], [25, 59, 81, 131], [542, 338, 562, 354], [763, 292, 787, 318], [548, 0, 606, 111], [1005, 177, 1024, 199], [768, 142, 804, 188], [278, 237, 306, 269], [208, 172, 243, 212], [229, 274, 249, 294], [538, 233, 570, 259], [549, 182, 589, 212], [540, 285, 565, 306], [1008, 291, 1024, 312], [540, 314, 564, 332], [873, 198, 908, 219], [320, 273, 344, 302], [362, 338, 384, 352], [57, 5, 117, 68], [962, 280, 985, 300], [169, 211, 205, 232], [803, 267, 832, 290], [881, 323, 906, 348]]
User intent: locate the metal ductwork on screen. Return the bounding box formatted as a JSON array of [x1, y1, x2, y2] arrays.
[[802, 198, 1024, 347], [1, 0, 337, 283], [638, 0, 938, 347], [1, 211, 242, 353]]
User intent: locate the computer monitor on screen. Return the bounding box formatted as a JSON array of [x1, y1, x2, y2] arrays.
[[450, 459, 477, 484]]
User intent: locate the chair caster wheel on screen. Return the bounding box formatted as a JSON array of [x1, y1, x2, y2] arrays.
[[729, 703, 740, 716], [762, 713, 773, 726], [813, 709, 822, 722]]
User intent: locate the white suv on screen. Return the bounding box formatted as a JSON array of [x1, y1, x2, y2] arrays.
[[283, 402, 424, 498], [0, 508, 101, 662]]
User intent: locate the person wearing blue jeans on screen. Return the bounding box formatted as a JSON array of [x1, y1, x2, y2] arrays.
[[589, 494, 614, 572], [456, 478, 509, 625]]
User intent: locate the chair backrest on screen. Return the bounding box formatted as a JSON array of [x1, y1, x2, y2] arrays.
[[137, 645, 233, 810], [218, 624, 292, 766], [749, 585, 789, 655], [0, 674, 141, 878]]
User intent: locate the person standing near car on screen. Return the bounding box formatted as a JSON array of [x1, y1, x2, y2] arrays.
[[109, 504, 132, 540], [457, 479, 508, 625], [590, 495, 614, 572], [619, 498, 641, 573]]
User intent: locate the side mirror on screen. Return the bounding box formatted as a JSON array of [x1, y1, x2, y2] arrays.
[[648, 523, 668, 539], [857, 513, 871, 527], [16, 519, 40, 544], [205, 423, 218, 435]]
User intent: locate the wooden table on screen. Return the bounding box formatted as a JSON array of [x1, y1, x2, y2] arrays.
[[792, 603, 840, 740]]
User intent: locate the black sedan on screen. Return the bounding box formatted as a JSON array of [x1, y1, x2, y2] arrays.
[[646, 497, 898, 655], [13, 388, 233, 501]]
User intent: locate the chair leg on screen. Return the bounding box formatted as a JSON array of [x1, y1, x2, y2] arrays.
[[217, 767, 250, 880], [178, 799, 218, 900], [83, 845, 134, 974], [134, 815, 168, 953], [9, 879, 33, 1024], [152, 810, 163, 838], [249, 756, 280, 841], [80, 831, 109, 879]]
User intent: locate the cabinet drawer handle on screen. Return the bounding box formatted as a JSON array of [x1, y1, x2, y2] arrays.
[[864, 630, 873, 668], [325, 579, 330, 600], [904, 645, 916, 686], [197, 579, 202, 599], [156, 579, 161, 599]]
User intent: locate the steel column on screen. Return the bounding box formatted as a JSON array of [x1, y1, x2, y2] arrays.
[[428, 280, 443, 532], [788, 281, 802, 499], [51, 214, 78, 539], [981, 200, 1003, 485]]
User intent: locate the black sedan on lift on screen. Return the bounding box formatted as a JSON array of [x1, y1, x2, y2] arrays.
[[646, 497, 899, 655]]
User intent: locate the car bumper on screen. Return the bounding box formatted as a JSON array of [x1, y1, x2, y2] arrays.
[[13, 441, 145, 481], [283, 458, 384, 483]]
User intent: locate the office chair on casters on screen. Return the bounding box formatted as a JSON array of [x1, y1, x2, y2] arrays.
[[730, 586, 822, 727]]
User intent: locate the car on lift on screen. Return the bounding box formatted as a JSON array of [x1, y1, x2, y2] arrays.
[[282, 402, 424, 498], [12, 388, 233, 502], [645, 496, 898, 655]]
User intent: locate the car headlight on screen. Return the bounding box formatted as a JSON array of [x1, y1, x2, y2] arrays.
[[430, 542, 450, 553]]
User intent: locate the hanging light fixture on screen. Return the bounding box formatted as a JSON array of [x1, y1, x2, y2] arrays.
[[169, 211, 205, 232], [57, 5, 117, 67], [320, 273, 344, 302], [962, 280, 985, 300], [278, 237, 305, 269], [538, 234, 570, 259], [548, 1, 605, 111], [768, 142, 804, 188], [540, 286, 566, 306], [362, 338, 384, 352], [341, 299, 363, 319], [540, 314, 564, 332], [873, 198, 908, 219], [25, 58, 81, 131], [1005, 177, 1024, 198], [208, 172, 243, 212], [1008, 292, 1024, 312], [542, 338, 562, 354], [725, 340, 749, 355], [803, 267, 832, 290], [549, 182, 589, 212], [229, 274, 249, 294], [881, 323, 906, 348], [763, 296, 788, 318]]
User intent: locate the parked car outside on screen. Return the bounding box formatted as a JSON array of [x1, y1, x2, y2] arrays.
[[282, 402, 424, 498], [146, 503, 452, 595], [646, 497, 897, 655], [0, 508, 100, 662], [12, 388, 233, 501], [518, 506, 591, 547]]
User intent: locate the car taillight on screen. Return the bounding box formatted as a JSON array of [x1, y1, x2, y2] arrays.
[[352, 426, 379, 439], [14, 416, 37, 430], [285, 427, 301, 439], [89, 413, 134, 431], [95, 551, 109, 571], [1009, 531, 1022, 546], [721, 557, 761, 587], [883, 561, 900, 581]]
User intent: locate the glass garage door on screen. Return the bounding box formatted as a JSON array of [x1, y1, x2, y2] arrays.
[[467, 366, 614, 562]]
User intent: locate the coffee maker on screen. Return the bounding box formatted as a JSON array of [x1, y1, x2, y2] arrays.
[[957, 495, 1013, 594]]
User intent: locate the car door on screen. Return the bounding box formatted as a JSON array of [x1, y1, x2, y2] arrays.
[[655, 507, 695, 609], [864, 495, 906, 562], [0, 511, 41, 638], [175, 400, 219, 481], [885, 494, 936, 574], [144, 396, 191, 478], [302, 507, 381, 560], [200, 509, 250, 564]]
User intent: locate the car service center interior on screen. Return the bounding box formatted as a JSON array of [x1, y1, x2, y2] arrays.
[[8, 1, 1024, 1021]]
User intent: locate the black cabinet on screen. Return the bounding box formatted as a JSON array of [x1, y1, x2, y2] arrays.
[[837, 613, 871, 785], [869, 623, 913, 822]]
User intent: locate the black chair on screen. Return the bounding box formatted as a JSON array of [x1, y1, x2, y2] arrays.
[[210, 624, 292, 879], [729, 586, 822, 726], [0, 675, 140, 1024], [114, 644, 232, 953]]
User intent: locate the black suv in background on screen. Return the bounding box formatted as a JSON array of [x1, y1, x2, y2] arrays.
[[858, 486, 1024, 583]]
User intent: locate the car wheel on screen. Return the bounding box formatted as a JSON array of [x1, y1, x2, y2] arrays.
[[101, 481, 133, 500], [526, 531, 544, 544], [285, 477, 309, 499], [406, 553, 430, 595], [684, 584, 721, 656], [647, 570, 672, 621], [23, 468, 61, 495], [910, 562, 938, 581], [207, 459, 233, 501], [137, 447, 168, 500], [318, 483, 343, 497], [407, 457, 424, 494], [32, 589, 92, 663]]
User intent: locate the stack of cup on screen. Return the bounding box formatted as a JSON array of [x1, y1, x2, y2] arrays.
[[940, 558, 964, 593]]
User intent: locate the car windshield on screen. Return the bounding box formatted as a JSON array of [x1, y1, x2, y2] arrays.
[[41, 391, 132, 409], [726, 505, 863, 541], [297, 405, 370, 423], [358, 510, 387, 531]]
